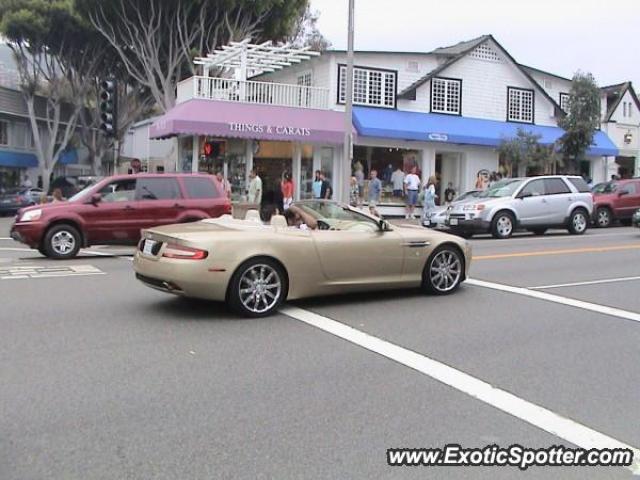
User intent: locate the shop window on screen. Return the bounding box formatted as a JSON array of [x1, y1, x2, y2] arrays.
[[431, 78, 461, 115], [0, 121, 8, 146], [507, 87, 534, 124], [560, 93, 570, 113], [338, 65, 396, 108]]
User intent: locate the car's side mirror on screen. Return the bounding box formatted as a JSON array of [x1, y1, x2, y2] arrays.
[[517, 191, 532, 199], [89, 193, 102, 205], [379, 219, 392, 232], [618, 190, 629, 197]]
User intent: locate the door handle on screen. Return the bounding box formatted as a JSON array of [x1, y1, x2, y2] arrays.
[[124, 205, 135, 210], [173, 203, 185, 209]]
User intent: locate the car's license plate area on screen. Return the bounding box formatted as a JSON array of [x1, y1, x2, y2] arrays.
[[143, 239, 157, 256], [449, 218, 459, 226]]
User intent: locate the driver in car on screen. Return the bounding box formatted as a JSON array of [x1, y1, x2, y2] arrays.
[[283, 205, 318, 230]]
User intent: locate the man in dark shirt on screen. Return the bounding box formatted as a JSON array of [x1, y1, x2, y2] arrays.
[[444, 182, 456, 204], [319, 171, 332, 199]]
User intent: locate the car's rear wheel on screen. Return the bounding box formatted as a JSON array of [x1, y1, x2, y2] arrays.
[[528, 228, 547, 236], [228, 258, 287, 318], [43, 224, 81, 259], [595, 207, 612, 228], [568, 208, 588, 235], [491, 212, 514, 239], [423, 246, 464, 295]]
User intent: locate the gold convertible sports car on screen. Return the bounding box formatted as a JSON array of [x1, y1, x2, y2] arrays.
[[133, 201, 472, 317]]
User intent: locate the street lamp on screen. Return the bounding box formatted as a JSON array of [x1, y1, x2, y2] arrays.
[[341, 0, 355, 203]]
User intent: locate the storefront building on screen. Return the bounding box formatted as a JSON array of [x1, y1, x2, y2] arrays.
[[149, 35, 622, 214]]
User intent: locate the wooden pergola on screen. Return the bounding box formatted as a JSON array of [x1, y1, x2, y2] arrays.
[[194, 38, 321, 80]]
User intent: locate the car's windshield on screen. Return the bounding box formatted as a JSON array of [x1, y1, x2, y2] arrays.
[[455, 190, 481, 202], [477, 179, 523, 198], [68, 182, 99, 202], [293, 201, 380, 230]]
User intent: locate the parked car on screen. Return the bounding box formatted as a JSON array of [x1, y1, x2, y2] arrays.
[[0, 187, 45, 215], [592, 178, 640, 227], [10, 173, 231, 259], [445, 175, 593, 239], [422, 189, 481, 228], [633, 208, 640, 229], [134, 200, 472, 317]]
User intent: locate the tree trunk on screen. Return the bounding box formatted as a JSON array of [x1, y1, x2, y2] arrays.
[[41, 166, 53, 193]]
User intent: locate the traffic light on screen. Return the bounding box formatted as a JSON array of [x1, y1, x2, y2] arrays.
[[99, 78, 117, 137]]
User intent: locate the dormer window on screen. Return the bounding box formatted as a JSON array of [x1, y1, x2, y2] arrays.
[[430, 77, 462, 115], [560, 93, 570, 113], [507, 87, 534, 123]]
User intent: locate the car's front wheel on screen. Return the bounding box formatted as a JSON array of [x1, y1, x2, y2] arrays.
[[43, 224, 81, 259], [595, 207, 612, 228], [423, 246, 464, 295], [491, 211, 515, 239], [568, 209, 589, 235], [228, 258, 287, 317]]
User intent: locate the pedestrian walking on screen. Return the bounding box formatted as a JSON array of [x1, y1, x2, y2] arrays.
[[367, 170, 382, 217], [281, 172, 295, 210], [52, 188, 66, 203], [312, 170, 323, 199], [444, 182, 456, 204], [354, 166, 365, 200], [216, 171, 232, 199], [248, 168, 262, 205], [319, 171, 332, 200], [391, 167, 405, 198], [422, 177, 438, 225], [403, 166, 421, 219], [349, 176, 360, 207]]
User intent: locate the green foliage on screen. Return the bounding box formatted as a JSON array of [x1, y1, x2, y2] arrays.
[[498, 128, 555, 176], [558, 71, 601, 171]]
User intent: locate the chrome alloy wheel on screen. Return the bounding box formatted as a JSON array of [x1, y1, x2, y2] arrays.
[[573, 211, 588, 233], [51, 230, 76, 255], [238, 264, 282, 314], [496, 215, 513, 237], [429, 250, 462, 293]]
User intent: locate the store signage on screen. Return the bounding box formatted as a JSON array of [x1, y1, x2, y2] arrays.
[[229, 122, 311, 137], [428, 133, 449, 142]]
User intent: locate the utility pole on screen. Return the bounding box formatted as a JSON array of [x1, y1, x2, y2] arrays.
[[341, 0, 355, 203]]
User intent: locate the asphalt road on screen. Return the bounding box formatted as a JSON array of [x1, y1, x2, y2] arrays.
[[1, 217, 639, 479]]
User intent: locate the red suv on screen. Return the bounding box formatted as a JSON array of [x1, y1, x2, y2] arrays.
[[10, 173, 231, 258], [593, 178, 640, 227]]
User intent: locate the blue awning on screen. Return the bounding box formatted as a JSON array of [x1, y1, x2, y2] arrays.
[[59, 149, 78, 165], [0, 150, 38, 168], [353, 107, 619, 157]]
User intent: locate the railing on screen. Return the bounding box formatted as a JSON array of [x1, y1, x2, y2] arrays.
[[176, 76, 330, 110]]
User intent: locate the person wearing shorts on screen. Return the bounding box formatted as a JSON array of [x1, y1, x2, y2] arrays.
[[404, 166, 421, 219]]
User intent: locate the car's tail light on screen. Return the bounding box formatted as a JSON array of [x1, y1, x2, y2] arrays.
[[162, 243, 208, 260]]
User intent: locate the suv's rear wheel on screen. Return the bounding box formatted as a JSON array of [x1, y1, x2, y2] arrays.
[[595, 207, 612, 228], [491, 212, 515, 239], [43, 224, 81, 259], [568, 209, 588, 235]]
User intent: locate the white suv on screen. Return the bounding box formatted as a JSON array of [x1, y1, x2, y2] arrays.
[[445, 176, 593, 239]]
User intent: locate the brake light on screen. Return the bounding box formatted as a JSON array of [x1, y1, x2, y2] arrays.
[[162, 243, 208, 260]]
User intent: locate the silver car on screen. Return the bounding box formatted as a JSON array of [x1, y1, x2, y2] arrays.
[[422, 190, 482, 228], [445, 176, 593, 239]]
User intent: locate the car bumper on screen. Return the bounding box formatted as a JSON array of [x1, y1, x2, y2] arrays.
[[10, 221, 45, 247], [133, 251, 232, 302], [446, 217, 491, 233]]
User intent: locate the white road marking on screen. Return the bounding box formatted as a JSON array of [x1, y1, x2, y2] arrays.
[[0, 237, 14, 240], [531, 276, 640, 290], [281, 305, 640, 475], [0, 247, 33, 252], [467, 279, 640, 323], [0, 264, 105, 280], [80, 249, 134, 260]]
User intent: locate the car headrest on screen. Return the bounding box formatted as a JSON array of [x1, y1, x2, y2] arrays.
[[244, 209, 261, 222], [270, 215, 288, 228]]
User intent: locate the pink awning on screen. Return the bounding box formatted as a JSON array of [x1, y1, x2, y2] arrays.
[[150, 99, 348, 145]]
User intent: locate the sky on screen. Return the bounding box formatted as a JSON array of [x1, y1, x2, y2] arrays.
[[310, 0, 639, 87]]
